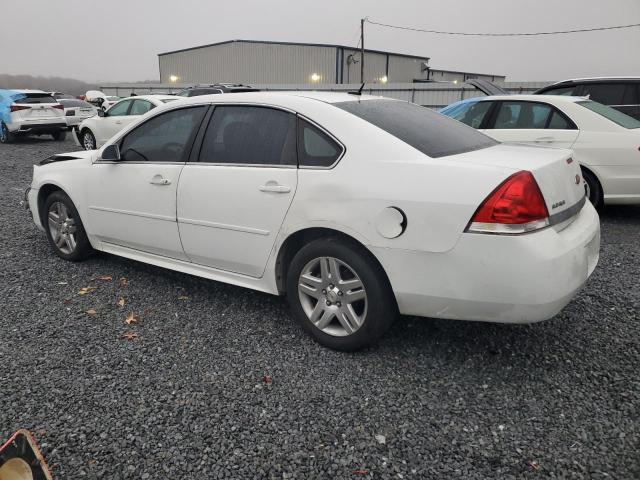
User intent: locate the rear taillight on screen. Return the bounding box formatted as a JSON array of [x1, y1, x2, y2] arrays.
[[467, 170, 549, 235], [10, 104, 30, 112], [52, 104, 64, 110]]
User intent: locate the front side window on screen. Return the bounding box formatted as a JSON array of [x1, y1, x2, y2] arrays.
[[298, 119, 342, 167], [577, 101, 640, 129], [335, 99, 497, 158], [492, 101, 553, 129], [130, 99, 154, 115], [441, 99, 492, 128], [119, 106, 207, 162], [106, 100, 132, 116], [199, 106, 296, 166]]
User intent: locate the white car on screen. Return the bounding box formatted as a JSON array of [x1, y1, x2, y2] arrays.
[[26, 92, 600, 350], [440, 94, 640, 207], [76, 95, 178, 150], [58, 99, 98, 130], [84, 90, 121, 111], [0, 89, 67, 143]]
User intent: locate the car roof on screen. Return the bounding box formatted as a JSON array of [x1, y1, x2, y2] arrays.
[[126, 94, 177, 101], [465, 94, 587, 103], [547, 77, 640, 86], [168, 90, 387, 107]]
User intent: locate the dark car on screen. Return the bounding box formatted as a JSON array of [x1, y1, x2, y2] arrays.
[[175, 83, 260, 97], [535, 78, 640, 120]]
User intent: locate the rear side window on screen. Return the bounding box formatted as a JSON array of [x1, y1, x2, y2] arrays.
[[298, 119, 343, 167], [577, 101, 640, 129], [547, 110, 573, 129], [493, 101, 553, 129], [334, 99, 496, 158], [199, 106, 296, 166], [15, 94, 57, 104], [441, 99, 492, 128], [190, 88, 223, 96], [580, 83, 630, 106], [541, 86, 576, 96], [120, 106, 207, 162], [130, 99, 154, 115]]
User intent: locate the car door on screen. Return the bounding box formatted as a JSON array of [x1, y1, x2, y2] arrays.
[[482, 100, 579, 148], [177, 105, 298, 277], [96, 99, 133, 144], [87, 105, 208, 260]]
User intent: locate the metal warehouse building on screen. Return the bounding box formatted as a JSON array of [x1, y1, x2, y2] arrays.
[[158, 39, 504, 85]]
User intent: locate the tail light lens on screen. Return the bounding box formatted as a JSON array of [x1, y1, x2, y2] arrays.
[[467, 170, 549, 235], [10, 104, 30, 112], [52, 104, 64, 110]]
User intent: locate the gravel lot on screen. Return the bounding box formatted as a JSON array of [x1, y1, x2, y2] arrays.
[[1, 137, 638, 479]]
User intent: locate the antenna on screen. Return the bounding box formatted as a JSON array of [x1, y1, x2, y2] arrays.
[[348, 83, 366, 96]]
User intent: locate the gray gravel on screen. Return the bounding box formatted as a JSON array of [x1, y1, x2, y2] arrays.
[[1, 137, 638, 479]]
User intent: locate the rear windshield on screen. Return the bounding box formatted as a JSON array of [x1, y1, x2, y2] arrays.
[[577, 100, 640, 129], [59, 99, 93, 108], [334, 99, 497, 158], [15, 94, 57, 104]]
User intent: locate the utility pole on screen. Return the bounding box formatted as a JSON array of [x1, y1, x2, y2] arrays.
[[360, 18, 365, 83]]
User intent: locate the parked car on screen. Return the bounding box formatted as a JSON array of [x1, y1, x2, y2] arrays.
[[76, 95, 178, 149], [440, 94, 640, 207], [26, 92, 599, 350], [0, 90, 67, 143], [84, 90, 122, 111], [175, 83, 260, 97], [535, 78, 640, 120], [58, 99, 98, 131]]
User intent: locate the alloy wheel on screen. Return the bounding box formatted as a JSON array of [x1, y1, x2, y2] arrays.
[[83, 132, 95, 150], [297, 256, 368, 337], [48, 202, 77, 254]]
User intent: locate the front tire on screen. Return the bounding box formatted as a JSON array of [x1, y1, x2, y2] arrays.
[[52, 131, 66, 141], [43, 191, 93, 261], [0, 122, 15, 144], [81, 129, 96, 150], [286, 237, 397, 351], [582, 168, 603, 209]]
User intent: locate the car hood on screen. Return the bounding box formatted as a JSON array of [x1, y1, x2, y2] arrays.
[[39, 150, 94, 166]]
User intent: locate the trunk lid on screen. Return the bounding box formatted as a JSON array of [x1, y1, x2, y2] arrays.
[[451, 143, 585, 221]]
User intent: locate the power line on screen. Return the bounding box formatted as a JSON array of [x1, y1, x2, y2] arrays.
[[366, 18, 640, 37]]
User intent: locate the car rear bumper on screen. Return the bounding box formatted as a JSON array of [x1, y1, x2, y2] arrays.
[[372, 201, 600, 323], [8, 121, 67, 134]]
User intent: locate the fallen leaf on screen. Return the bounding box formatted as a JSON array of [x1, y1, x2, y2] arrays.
[[263, 375, 273, 385], [352, 470, 369, 476], [528, 460, 540, 471], [177, 295, 190, 301], [96, 275, 112, 281], [120, 277, 129, 286], [88, 459, 97, 467], [117, 298, 125, 308], [122, 332, 138, 341], [125, 313, 139, 325], [78, 287, 95, 295], [85, 309, 98, 316]]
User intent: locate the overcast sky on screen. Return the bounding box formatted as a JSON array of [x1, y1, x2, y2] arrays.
[[2, 0, 639, 83]]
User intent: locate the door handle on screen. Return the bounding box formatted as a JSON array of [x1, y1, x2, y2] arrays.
[[150, 175, 171, 186], [259, 183, 291, 193], [534, 136, 555, 143], [115, 121, 122, 125]]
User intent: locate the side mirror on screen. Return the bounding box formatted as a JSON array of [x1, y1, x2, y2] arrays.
[[98, 109, 105, 117], [101, 144, 121, 161]]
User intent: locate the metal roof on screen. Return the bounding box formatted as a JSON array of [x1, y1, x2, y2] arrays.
[[158, 39, 431, 61]]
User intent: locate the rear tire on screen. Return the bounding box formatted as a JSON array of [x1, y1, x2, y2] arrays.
[[43, 191, 93, 261], [286, 237, 397, 351], [0, 123, 15, 144], [582, 168, 603, 209], [52, 131, 66, 141], [81, 129, 96, 150]]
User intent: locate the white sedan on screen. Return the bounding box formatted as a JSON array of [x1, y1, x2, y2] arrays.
[[441, 94, 640, 207], [76, 95, 177, 150], [26, 92, 599, 350]]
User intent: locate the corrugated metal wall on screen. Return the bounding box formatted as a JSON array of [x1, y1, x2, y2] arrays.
[[160, 42, 337, 84], [99, 81, 552, 109]]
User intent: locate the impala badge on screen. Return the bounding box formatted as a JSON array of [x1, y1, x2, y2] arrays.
[[552, 200, 566, 210]]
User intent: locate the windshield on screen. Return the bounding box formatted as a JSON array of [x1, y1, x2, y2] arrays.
[[577, 100, 640, 129], [59, 99, 94, 108], [335, 99, 497, 158]]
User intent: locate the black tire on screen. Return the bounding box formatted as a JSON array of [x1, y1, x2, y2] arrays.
[[52, 130, 66, 141], [286, 237, 397, 351], [582, 168, 603, 209], [81, 129, 96, 150], [0, 122, 15, 144], [43, 190, 93, 261]]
